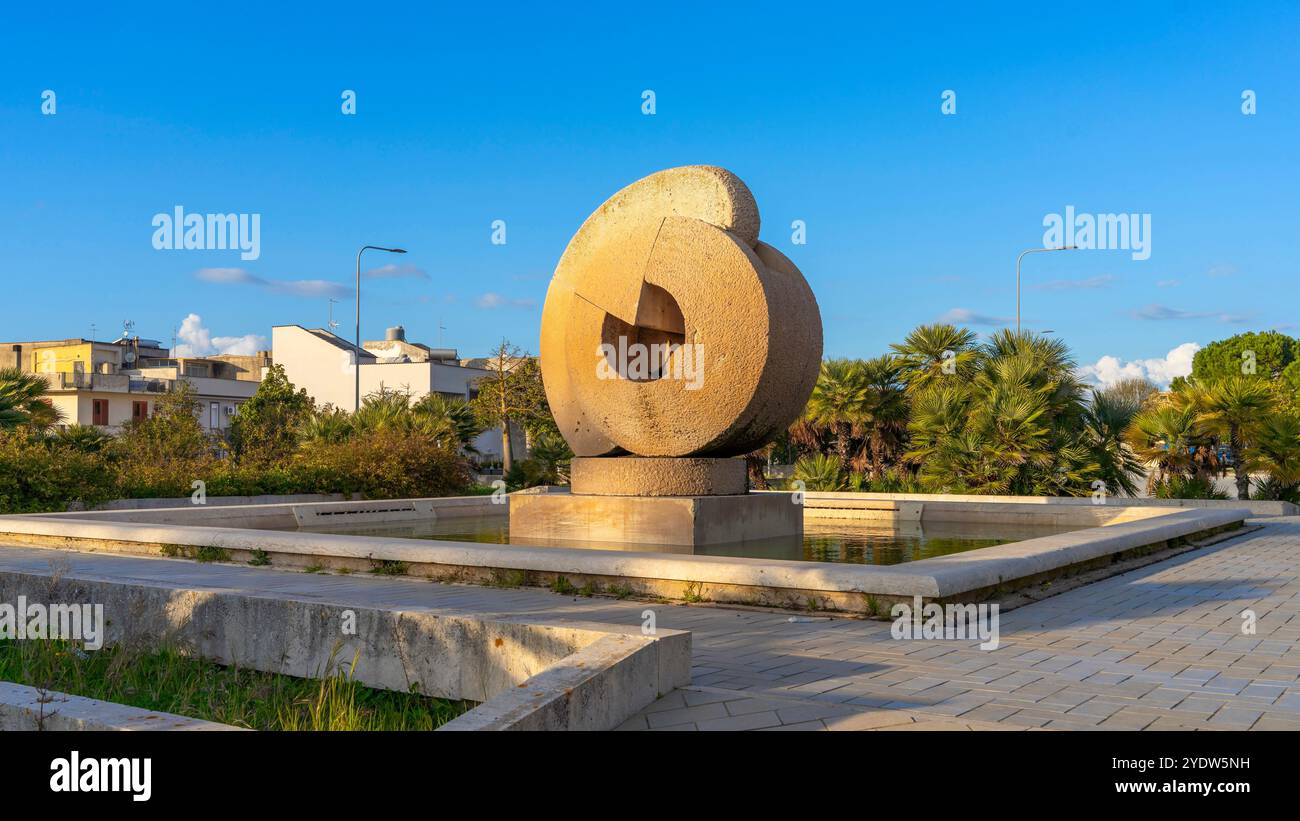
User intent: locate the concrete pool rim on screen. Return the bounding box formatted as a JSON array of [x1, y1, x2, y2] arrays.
[[0, 494, 1253, 614]]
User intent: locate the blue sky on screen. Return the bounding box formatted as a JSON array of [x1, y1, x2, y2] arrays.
[[3, 1, 1297, 385]]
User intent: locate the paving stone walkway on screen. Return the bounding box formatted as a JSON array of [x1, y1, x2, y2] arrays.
[[2, 516, 1299, 731]]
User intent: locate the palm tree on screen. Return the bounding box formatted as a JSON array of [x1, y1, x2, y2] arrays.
[[791, 453, 846, 491], [527, 430, 574, 484], [411, 393, 484, 452], [852, 355, 909, 479], [891, 324, 980, 394], [51, 424, 114, 453], [1190, 376, 1276, 499], [1125, 400, 1214, 493], [1082, 388, 1144, 496], [802, 359, 869, 464], [1246, 413, 1300, 500], [298, 407, 354, 444], [0, 368, 62, 431], [352, 388, 414, 434]]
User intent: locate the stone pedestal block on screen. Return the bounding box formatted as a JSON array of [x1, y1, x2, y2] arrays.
[[570, 457, 747, 497], [509, 491, 801, 548]]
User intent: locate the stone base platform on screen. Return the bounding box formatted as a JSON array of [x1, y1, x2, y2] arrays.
[[510, 490, 801, 547], [570, 457, 747, 497]]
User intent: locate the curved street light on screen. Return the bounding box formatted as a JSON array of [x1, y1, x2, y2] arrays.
[[1016, 245, 1077, 332], [355, 245, 407, 411]]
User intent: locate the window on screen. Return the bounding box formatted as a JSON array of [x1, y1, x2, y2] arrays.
[[92, 399, 109, 426], [210, 402, 219, 429], [132, 401, 149, 422]]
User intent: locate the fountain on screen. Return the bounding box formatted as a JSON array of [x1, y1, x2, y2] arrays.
[[510, 165, 824, 547]]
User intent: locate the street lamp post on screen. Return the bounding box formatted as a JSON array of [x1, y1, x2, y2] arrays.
[[355, 245, 407, 411], [1016, 245, 1077, 332]]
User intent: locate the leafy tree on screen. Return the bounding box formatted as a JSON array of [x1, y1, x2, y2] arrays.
[[113, 382, 215, 497], [1097, 377, 1159, 412], [228, 365, 315, 464], [470, 340, 549, 472], [1192, 331, 1296, 382]]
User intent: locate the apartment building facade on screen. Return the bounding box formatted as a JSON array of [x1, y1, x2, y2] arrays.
[[1, 337, 263, 432]]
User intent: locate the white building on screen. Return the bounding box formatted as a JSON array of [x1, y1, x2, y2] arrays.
[[271, 324, 508, 461]]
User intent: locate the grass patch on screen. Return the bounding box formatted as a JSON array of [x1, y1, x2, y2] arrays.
[[550, 576, 576, 595], [368, 558, 409, 577], [248, 549, 271, 567], [159, 544, 230, 563], [489, 569, 527, 589], [682, 581, 707, 603], [0, 639, 472, 731]]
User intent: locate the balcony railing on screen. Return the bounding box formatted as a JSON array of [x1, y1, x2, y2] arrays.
[[42, 372, 173, 393]]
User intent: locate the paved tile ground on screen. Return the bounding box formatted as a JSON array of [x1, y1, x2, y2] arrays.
[[2, 516, 1299, 730]]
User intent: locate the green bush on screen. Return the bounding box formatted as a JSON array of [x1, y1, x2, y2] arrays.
[[0, 433, 116, 513], [1153, 475, 1229, 500], [294, 429, 471, 499]]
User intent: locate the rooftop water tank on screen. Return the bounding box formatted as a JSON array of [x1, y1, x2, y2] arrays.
[[385, 325, 406, 342]]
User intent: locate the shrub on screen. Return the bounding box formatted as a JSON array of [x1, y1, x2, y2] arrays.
[[0, 432, 116, 513], [294, 429, 471, 499], [1153, 475, 1229, 500]]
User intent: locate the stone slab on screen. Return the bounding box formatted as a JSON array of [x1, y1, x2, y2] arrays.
[[509, 490, 800, 546], [0, 565, 690, 732], [0, 682, 244, 731]]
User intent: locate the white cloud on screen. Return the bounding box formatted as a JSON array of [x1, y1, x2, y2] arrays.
[[195, 268, 351, 299], [1028, 274, 1116, 292], [475, 292, 536, 309], [1132, 303, 1251, 323], [173, 313, 266, 357], [936, 307, 1012, 327], [364, 263, 428, 280], [1077, 342, 1200, 389]]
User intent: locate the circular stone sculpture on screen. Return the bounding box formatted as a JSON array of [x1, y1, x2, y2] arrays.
[[540, 165, 822, 459]]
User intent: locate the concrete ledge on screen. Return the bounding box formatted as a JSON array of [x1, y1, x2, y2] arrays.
[[33, 494, 498, 530], [83, 493, 358, 511], [786, 490, 1297, 518], [0, 504, 1249, 614], [803, 498, 924, 521], [0, 681, 244, 731], [0, 566, 689, 731]]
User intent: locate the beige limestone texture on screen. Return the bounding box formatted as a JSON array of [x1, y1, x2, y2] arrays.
[[570, 456, 747, 497], [540, 165, 822, 458]]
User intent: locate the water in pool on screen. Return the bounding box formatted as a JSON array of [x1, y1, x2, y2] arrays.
[[289, 515, 1084, 565]]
